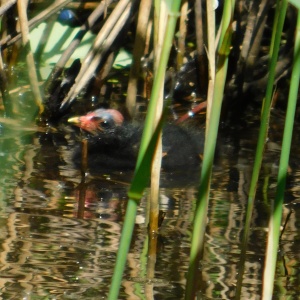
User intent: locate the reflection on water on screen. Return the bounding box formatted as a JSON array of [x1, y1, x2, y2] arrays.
[[0, 117, 300, 299]]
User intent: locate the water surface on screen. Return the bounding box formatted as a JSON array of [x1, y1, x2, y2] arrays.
[[0, 113, 300, 299]]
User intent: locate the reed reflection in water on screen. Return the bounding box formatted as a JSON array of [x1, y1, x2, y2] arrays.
[[0, 122, 299, 299]]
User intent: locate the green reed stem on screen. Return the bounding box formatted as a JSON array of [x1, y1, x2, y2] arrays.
[[107, 113, 164, 300], [137, 0, 181, 161], [247, 0, 288, 210], [262, 9, 300, 299], [185, 0, 235, 298], [108, 2, 181, 299], [236, 0, 289, 297]]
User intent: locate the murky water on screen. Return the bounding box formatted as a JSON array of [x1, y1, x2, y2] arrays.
[[0, 113, 300, 299]]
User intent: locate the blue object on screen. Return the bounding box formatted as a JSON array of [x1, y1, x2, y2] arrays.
[[58, 9, 80, 27]]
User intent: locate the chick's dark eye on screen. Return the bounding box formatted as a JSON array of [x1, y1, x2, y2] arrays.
[[100, 118, 115, 129]]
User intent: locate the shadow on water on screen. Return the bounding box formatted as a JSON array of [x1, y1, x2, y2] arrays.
[[0, 111, 300, 299]]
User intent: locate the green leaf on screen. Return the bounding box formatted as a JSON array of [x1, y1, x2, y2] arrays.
[[289, 0, 300, 9]]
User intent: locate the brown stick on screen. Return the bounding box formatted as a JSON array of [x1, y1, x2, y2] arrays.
[[81, 138, 88, 176], [175, 101, 207, 124]]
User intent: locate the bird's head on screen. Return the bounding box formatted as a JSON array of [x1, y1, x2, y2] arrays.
[[68, 109, 124, 135]]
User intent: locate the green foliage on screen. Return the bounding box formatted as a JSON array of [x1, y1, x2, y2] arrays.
[[262, 8, 300, 298], [289, 0, 300, 9], [185, 0, 235, 298], [108, 1, 182, 299]]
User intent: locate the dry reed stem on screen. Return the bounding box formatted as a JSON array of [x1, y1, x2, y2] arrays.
[[177, 0, 189, 67], [0, 0, 73, 48], [51, 0, 114, 73], [126, 0, 152, 117], [148, 0, 168, 242], [66, 2, 100, 10], [205, 0, 216, 131], [60, 0, 134, 111], [17, 0, 43, 113], [44, 0, 114, 93], [0, 0, 16, 16]]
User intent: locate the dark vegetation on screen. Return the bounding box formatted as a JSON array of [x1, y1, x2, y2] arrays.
[[0, 0, 297, 126]]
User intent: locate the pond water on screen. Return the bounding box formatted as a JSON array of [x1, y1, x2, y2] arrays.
[[0, 108, 300, 299]]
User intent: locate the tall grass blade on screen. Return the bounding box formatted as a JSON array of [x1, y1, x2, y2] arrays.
[[139, 0, 181, 156], [205, 0, 216, 124], [185, 0, 235, 298], [108, 113, 165, 300], [108, 2, 181, 298], [262, 9, 300, 299], [235, 0, 289, 297]]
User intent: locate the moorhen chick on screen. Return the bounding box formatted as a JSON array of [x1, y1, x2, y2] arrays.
[[68, 109, 204, 171]]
